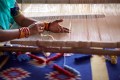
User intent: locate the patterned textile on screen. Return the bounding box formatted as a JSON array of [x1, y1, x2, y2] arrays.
[[1, 67, 30, 80], [0, 53, 120, 80]]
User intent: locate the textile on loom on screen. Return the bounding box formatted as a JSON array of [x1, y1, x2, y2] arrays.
[[0, 0, 120, 80]]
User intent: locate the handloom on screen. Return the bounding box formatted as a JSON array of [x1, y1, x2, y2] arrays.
[[8, 14, 120, 56], [1, 3, 120, 55]]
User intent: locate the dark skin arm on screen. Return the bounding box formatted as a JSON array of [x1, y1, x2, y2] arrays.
[[0, 12, 69, 42], [0, 14, 34, 42], [0, 29, 19, 42], [14, 14, 69, 33], [13, 14, 36, 27], [0, 14, 42, 42]]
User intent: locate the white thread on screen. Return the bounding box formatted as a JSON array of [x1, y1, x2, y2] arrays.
[[39, 33, 55, 57], [40, 34, 55, 40], [63, 53, 66, 66]]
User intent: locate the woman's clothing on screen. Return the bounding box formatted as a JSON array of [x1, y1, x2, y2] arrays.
[[0, 0, 21, 56], [0, 0, 21, 30]]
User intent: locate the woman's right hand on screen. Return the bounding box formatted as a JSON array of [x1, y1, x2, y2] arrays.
[[28, 22, 45, 35]]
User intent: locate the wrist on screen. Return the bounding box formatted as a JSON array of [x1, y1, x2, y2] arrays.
[[44, 22, 51, 31]]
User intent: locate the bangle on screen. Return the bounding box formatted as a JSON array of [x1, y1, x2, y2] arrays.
[[18, 27, 30, 38], [44, 22, 51, 31]]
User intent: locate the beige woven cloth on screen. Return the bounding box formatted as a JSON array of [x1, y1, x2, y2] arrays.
[[91, 55, 109, 80]]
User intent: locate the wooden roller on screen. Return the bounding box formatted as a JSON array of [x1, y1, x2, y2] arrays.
[[17, 0, 120, 3], [0, 45, 120, 56], [10, 40, 120, 48]]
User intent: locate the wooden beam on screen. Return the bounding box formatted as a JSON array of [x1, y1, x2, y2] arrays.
[[17, 0, 120, 3], [0, 45, 120, 56]]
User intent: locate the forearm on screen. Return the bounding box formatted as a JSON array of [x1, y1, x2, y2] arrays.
[[14, 14, 37, 27], [14, 14, 49, 31], [0, 29, 19, 42], [19, 17, 37, 27]]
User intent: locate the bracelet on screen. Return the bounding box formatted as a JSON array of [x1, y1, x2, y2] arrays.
[[18, 27, 30, 38], [44, 22, 51, 31]]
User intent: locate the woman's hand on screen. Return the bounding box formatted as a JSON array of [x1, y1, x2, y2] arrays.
[[48, 19, 69, 33], [28, 22, 45, 35], [28, 19, 70, 36]]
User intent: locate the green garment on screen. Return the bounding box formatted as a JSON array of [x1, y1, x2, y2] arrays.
[[0, 0, 15, 30]]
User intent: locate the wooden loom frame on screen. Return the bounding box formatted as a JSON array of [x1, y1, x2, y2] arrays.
[[3, 14, 118, 56], [1, 14, 120, 56], [0, 43, 120, 56]]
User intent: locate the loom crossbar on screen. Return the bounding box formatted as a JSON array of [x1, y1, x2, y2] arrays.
[[0, 46, 120, 56]]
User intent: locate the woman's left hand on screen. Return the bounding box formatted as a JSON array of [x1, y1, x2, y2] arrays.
[[48, 19, 70, 33]]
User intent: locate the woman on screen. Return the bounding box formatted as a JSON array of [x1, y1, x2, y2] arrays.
[[0, 0, 69, 42], [0, 0, 69, 62]]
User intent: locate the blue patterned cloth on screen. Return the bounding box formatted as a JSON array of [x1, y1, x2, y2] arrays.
[[0, 53, 120, 80]]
